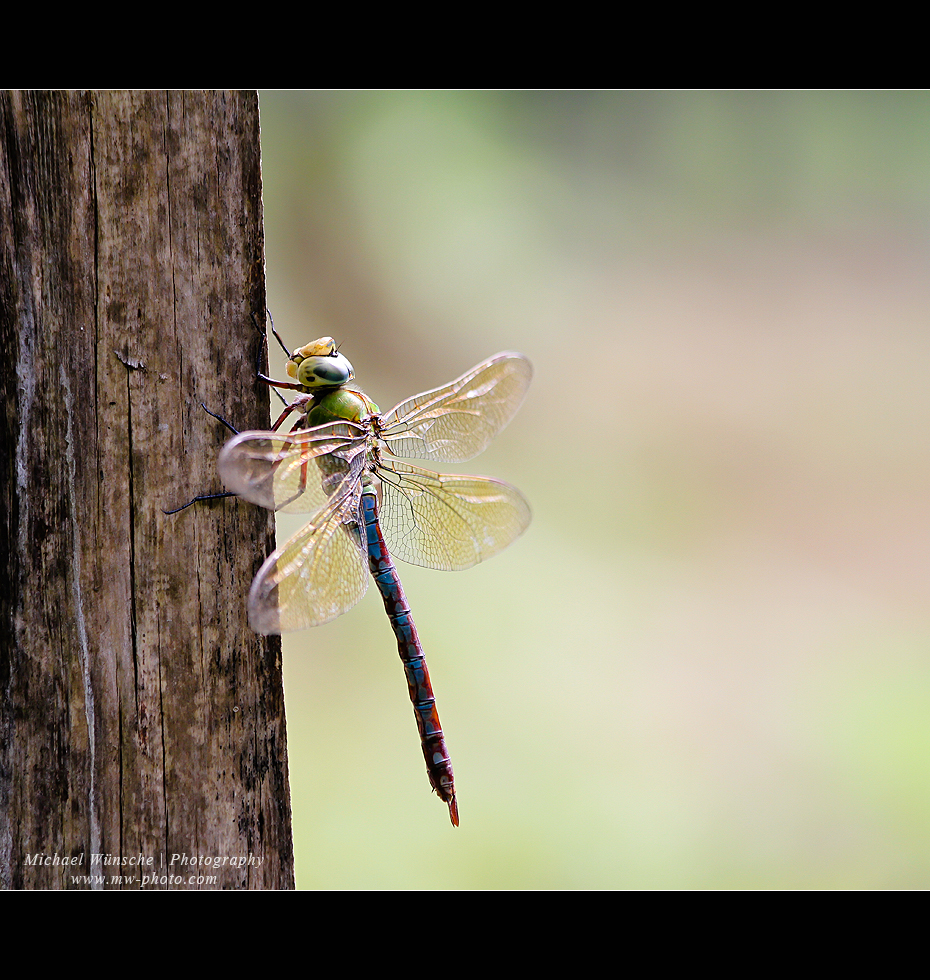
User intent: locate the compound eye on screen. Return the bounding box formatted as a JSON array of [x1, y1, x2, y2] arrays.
[[297, 352, 353, 388]]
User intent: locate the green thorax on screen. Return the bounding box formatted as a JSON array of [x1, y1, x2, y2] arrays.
[[306, 384, 380, 427]]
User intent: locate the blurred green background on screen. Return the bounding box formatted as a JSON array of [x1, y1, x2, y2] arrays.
[[258, 91, 930, 888]]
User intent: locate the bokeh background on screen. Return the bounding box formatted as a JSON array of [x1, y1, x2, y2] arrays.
[[257, 91, 930, 888]]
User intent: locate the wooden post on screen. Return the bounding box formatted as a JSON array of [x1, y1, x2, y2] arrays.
[[0, 90, 294, 889]]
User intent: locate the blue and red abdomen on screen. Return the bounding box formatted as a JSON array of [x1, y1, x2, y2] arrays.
[[361, 488, 459, 826]]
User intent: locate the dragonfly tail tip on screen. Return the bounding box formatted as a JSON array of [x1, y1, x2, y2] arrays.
[[449, 797, 460, 827]]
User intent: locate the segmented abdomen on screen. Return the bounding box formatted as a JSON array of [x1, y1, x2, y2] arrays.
[[361, 489, 459, 827]]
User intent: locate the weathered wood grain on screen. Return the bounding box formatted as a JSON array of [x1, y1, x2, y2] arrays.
[[0, 90, 294, 889]]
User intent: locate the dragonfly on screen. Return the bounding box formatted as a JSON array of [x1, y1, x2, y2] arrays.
[[217, 334, 532, 826]]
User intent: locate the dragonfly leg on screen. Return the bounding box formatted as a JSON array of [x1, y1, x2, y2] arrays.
[[264, 308, 293, 361], [200, 403, 239, 435], [259, 373, 303, 393], [271, 394, 313, 432], [164, 405, 239, 514], [163, 490, 237, 515], [249, 310, 291, 408]]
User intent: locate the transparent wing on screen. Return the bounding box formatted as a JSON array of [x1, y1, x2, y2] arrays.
[[247, 484, 369, 634], [218, 422, 368, 514], [380, 352, 532, 463], [377, 460, 531, 571]]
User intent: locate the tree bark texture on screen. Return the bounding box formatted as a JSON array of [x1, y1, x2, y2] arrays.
[[0, 90, 294, 888]]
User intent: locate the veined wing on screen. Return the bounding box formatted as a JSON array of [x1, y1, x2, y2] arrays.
[[380, 353, 531, 463], [218, 422, 368, 514], [248, 483, 369, 634], [377, 460, 531, 571]]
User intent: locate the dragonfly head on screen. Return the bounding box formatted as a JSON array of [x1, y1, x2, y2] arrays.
[[286, 337, 355, 389]]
